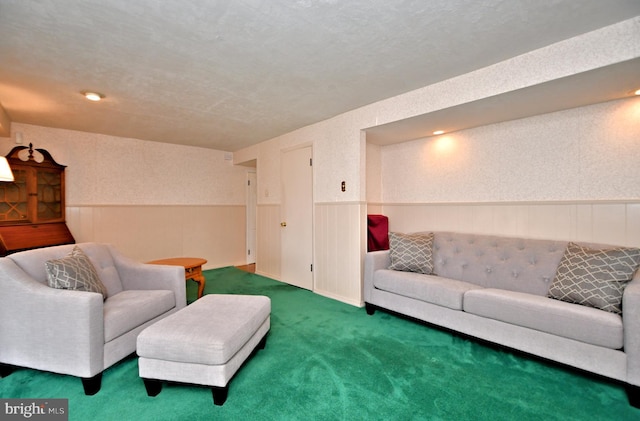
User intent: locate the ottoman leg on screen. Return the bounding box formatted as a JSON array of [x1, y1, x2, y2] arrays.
[[143, 379, 163, 397], [211, 385, 229, 406], [257, 334, 267, 350]]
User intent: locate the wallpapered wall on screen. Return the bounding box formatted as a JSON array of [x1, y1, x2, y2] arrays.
[[236, 17, 639, 206], [0, 18, 637, 304], [380, 96, 640, 203], [0, 123, 247, 206], [372, 96, 640, 249], [232, 17, 639, 305], [0, 123, 250, 267]]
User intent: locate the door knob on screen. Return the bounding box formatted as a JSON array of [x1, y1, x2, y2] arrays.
[[280, 222, 287, 227]]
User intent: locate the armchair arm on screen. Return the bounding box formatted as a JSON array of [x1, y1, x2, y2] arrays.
[[0, 258, 104, 378], [624, 271, 640, 386], [109, 246, 186, 310], [363, 250, 390, 303]]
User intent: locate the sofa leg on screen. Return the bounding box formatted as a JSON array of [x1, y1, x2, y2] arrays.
[[0, 363, 15, 378], [143, 378, 163, 397], [626, 384, 640, 408], [365, 302, 376, 315], [81, 372, 102, 396], [211, 385, 228, 406]]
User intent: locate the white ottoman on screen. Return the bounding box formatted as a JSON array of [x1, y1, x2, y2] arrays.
[[137, 294, 271, 405]]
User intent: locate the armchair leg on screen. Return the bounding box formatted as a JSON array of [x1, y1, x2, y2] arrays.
[[626, 384, 640, 408], [81, 372, 103, 395], [0, 363, 15, 378], [143, 378, 162, 397]]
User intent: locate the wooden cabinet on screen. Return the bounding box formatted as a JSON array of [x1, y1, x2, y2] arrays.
[[0, 144, 74, 255]]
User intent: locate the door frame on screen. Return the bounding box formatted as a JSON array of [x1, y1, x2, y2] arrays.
[[246, 169, 257, 265]]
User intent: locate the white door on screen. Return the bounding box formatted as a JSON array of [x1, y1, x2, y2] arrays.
[[246, 171, 257, 264], [280, 146, 313, 290]]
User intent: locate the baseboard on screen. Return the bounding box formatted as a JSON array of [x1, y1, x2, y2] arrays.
[[313, 288, 362, 308]]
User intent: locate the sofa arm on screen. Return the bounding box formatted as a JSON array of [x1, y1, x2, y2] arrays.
[[0, 258, 104, 378], [364, 250, 391, 303], [624, 271, 640, 386], [109, 246, 186, 310]]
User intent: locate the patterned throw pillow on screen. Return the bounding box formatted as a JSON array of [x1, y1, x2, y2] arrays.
[[388, 232, 434, 274], [547, 242, 640, 314], [45, 246, 108, 299]]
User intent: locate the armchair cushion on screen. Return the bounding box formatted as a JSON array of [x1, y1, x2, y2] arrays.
[[45, 246, 108, 299], [103, 290, 176, 342], [92, 265, 123, 298]]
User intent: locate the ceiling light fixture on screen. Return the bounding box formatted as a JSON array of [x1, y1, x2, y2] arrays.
[[433, 130, 445, 135], [635, 88, 640, 96], [83, 91, 105, 101]]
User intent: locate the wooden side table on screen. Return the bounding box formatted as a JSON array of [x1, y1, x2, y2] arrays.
[[148, 257, 208, 299]]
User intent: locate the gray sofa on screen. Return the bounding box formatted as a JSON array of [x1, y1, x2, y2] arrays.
[[364, 231, 640, 407], [0, 243, 186, 394]]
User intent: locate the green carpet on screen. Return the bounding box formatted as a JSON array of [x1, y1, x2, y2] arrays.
[[1, 267, 638, 420]]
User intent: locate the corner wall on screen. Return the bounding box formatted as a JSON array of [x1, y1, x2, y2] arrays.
[[236, 17, 640, 307]]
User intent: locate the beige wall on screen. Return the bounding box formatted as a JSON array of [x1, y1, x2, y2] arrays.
[[380, 202, 640, 248], [314, 202, 367, 306], [0, 123, 249, 268], [256, 204, 280, 279], [66, 205, 246, 267]]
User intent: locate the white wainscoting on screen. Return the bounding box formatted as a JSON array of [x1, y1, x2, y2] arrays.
[[376, 201, 640, 247], [256, 204, 281, 280], [66, 205, 246, 268], [315, 202, 366, 306]]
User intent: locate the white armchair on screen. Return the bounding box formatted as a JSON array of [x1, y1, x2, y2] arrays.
[[0, 243, 186, 394]]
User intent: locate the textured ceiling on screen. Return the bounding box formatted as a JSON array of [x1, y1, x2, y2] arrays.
[[0, 0, 639, 151]]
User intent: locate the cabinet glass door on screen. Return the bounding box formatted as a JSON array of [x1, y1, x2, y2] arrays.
[[0, 168, 28, 222], [37, 169, 63, 221]]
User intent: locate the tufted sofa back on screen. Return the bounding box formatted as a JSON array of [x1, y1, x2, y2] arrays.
[[432, 232, 568, 296]]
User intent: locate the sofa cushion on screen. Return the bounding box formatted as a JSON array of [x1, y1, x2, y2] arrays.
[[103, 289, 175, 342], [45, 246, 108, 299], [547, 242, 640, 314], [388, 232, 434, 274], [464, 288, 623, 349], [374, 269, 482, 310]]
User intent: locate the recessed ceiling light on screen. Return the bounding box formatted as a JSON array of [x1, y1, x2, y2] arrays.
[[83, 91, 105, 101], [433, 130, 445, 135]]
